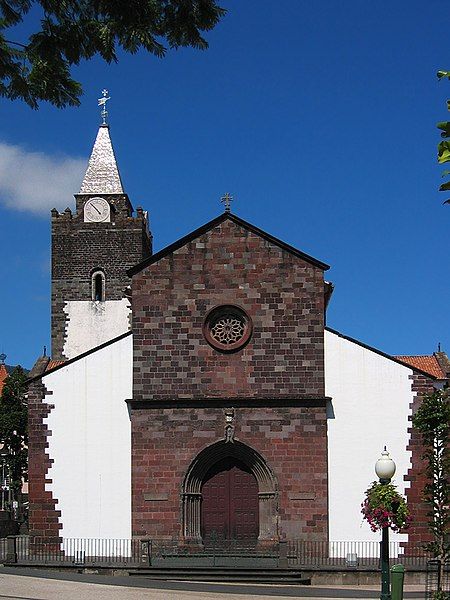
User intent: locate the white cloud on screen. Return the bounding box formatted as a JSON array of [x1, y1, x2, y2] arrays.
[[0, 141, 85, 215]]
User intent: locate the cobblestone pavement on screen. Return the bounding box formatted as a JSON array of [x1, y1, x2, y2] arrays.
[[0, 569, 424, 600]]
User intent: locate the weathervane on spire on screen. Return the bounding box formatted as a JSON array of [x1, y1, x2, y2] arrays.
[[221, 192, 233, 213], [98, 89, 111, 125]]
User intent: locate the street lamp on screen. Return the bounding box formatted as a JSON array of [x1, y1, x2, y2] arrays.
[[375, 447, 396, 600]]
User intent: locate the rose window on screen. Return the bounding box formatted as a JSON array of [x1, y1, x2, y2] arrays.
[[210, 314, 245, 345], [204, 305, 252, 352]]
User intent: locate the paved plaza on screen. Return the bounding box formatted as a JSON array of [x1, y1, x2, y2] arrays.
[[0, 568, 424, 600]]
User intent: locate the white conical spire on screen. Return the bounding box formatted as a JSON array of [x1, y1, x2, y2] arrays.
[[79, 125, 124, 194]]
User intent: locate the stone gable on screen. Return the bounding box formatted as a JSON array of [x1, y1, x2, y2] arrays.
[[131, 218, 326, 401]]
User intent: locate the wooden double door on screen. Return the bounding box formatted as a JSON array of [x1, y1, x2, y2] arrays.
[[201, 457, 259, 542]]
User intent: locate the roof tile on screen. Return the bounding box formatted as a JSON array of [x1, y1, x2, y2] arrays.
[[0, 364, 8, 395], [45, 360, 65, 371], [395, 355, 446, 379]]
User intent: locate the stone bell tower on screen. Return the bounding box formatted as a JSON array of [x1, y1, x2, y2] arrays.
[[51, 107, 152, 360]]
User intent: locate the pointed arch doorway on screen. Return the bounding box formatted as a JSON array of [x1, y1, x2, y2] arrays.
[[182, 440, 278, 544], [201, 457, 259, 542]]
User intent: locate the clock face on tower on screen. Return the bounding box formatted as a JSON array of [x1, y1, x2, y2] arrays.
[[84, 197, 111, 222]]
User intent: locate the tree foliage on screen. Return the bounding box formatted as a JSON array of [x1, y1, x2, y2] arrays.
[[0, 366, 28, 502], [437, 71, 450, 204], [412, 388, 450, 562], [0, 0, 226, 108]]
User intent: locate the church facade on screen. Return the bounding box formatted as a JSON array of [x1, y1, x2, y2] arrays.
[[27, 122, 447, 551]]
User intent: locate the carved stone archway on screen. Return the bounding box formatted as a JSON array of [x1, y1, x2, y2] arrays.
[[181, 440, 278, 543]]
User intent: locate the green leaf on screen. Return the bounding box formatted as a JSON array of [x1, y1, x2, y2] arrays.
[[438, 141, 450, 164], [437, 70, 450, 80], [438, 151, 450, 164], [439, 181, 450, 191], [437, 121, 450, 138], [412, 389, 450, 559], [0, 366, 28, 494], [0, 0, 226, 108]]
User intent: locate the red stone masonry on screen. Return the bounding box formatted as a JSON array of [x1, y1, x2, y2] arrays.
[[130, 215, 329, 541], [131, 402, 328, 540], [404, 372, 437, 547], [27, 380, 62, 541], [131, 217, 327, 401]]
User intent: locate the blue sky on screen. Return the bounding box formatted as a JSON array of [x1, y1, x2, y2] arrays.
[[0, 0, 449, 369]]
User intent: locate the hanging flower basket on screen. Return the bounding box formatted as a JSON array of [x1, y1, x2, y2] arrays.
[[361, 481, 412, 533]]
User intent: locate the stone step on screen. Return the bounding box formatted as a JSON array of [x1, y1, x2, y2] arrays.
[[129, 567, 311, 584]]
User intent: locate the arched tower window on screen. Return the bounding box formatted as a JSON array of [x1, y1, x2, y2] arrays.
[[91, 270, 106, 302]]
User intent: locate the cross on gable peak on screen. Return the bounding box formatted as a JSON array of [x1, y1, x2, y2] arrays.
[[221, 192, 233, 213]]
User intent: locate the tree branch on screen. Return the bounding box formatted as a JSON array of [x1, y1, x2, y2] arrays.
[[4, 40, 28, 49]]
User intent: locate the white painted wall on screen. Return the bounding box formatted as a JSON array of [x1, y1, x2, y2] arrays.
[[63, 299, 130, 360], [39, 323, 420, 549], [42, 334, 132, 540], [325, 329, 414, 547]]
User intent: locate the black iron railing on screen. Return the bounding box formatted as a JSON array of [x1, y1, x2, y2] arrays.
[[0, 537, 7, 562], [287, 540, 430, 568], [2, 536, 142, 567], [426, 559, 450, 599], [0, 536, 431, 569]]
